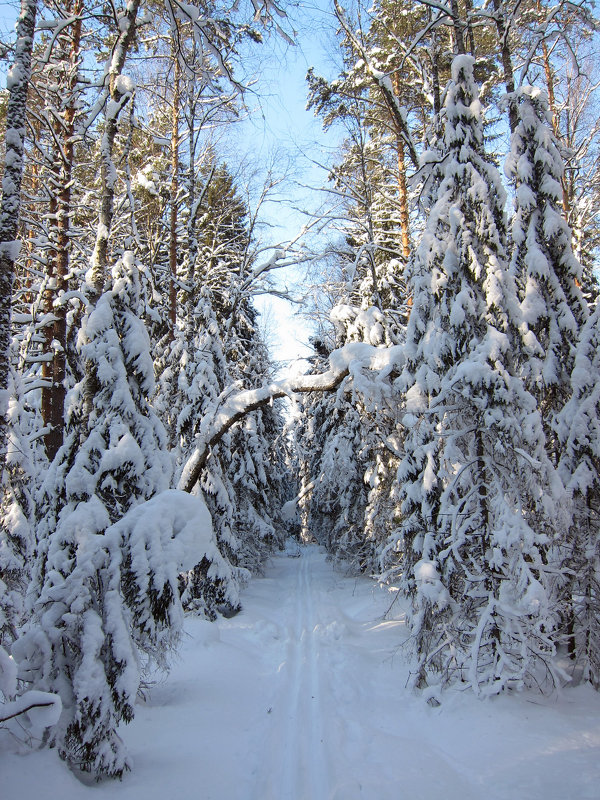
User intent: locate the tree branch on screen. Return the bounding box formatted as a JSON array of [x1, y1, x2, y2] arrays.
[[178, 342, 403, 494]]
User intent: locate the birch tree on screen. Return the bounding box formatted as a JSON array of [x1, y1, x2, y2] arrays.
[[0, 0, 37, 471]]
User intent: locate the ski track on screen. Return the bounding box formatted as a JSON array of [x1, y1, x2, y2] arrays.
[[4, 543, 600, 800], [250, 545, 478, 800], [241, 546, 600, 800], [262, 546, 329, 800]]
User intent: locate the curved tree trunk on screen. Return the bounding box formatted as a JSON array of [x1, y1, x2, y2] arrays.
[[178, 342, 402, 493]]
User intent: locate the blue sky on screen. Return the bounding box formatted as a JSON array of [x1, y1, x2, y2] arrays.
[[0, 0, 343, 373], [230, 0, 343, 373]]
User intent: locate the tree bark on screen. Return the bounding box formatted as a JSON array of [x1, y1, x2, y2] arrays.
[[392, 74, 411, 261], [450, 0, 465, 55], [537, 0, 570, 218], [89, 0, 140, 301], [169, 45, 180, 339], [464, 0, 476, 56], [41, 0, 83, 460], [0, 0, 37, 471], [493, 0, 517, 132]]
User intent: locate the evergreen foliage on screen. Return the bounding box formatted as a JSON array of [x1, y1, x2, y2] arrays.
[[387, 56, 563, 695], [17, 253, 172, 776], [0, 365, 38, 647], [506, 86, 587, 460], [556, 305, 600, 686]]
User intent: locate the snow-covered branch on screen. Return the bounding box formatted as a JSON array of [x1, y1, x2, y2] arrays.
[[0, 692, 62, 727], [179, 342, 403, 493], [333, 0, 419, 168]]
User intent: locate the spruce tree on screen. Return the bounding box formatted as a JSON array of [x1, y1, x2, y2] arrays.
[[0, 365, 38, 647], [393, 56, 562, 696], [555, 306, 600, 686], [163, 293, 243, 616], [17, 252, 172, 777], [505, 86, 588, 463]]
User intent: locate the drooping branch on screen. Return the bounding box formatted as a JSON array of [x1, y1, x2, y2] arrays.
[[178, 342, 404, 494], [178, 369, 349, 495], [0, 691, 61, 726]]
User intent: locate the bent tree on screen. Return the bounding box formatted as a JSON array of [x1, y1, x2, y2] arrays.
[[178, 342, 401, 493]]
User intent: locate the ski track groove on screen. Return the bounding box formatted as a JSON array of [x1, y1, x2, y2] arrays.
[[279, 550, 304, 799], [277, 549, 329, 800], [304, 549, 329, 800]]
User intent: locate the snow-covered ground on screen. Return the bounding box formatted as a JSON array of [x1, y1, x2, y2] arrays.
[[3, 544, 600, 799]]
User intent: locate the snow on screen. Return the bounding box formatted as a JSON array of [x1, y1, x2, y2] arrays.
[[0, 239, 22, 261], [115, 75, 135, 95], [106, 489, 219, 576], [134, 169, 158, 196], [0, 645, 17, 698], [6, 64, 23, 90], [178, 340, 405, 494], [0, 690, 62, 732], [3, 545, 599, 798]]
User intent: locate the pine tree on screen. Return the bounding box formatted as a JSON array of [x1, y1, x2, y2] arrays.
[[295, 303, 402, 572], [160, 292, 243, 616], [555, 305, 600, 686], [36, 0, 84, 460], [225, 311, 287, 570]]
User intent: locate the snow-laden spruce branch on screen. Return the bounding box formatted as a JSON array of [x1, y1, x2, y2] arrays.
[[178, 341, 404, 494]]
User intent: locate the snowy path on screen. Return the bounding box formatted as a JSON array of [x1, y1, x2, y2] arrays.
[[256, 544, 329, 800], [3, 544, 600, 799]]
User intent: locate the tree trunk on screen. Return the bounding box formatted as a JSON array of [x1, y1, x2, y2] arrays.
[[537, 0, 570, 219], [41, 0, 83, 461], [169, 45, 180, 339], [464, 0, 476, 56], [89, 0, 140, 301], [0, 0, 37, 471], [178, 342, 391, 493], [85, 0, 139, 422], [392, 74, 411, 261], [493, 0, 517, 132], [450, 0, 465, 55]]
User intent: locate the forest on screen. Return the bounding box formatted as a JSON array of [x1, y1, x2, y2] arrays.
[[1, 0, 600, 785]]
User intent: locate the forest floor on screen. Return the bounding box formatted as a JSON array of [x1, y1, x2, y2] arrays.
[[3, 543, 600, 799]]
